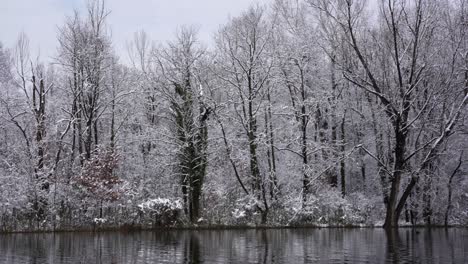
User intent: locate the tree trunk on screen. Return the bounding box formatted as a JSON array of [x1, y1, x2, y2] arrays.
[[445, 151, 463, 226], [340, 116, 346, 197], [383, 124, 407, 229], [247, 74, 261, 195], [266, 89, 278, 200], [422, 168, 433, 226]]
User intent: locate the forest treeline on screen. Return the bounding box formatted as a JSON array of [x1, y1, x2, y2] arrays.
[[0, 0, 467, 232]]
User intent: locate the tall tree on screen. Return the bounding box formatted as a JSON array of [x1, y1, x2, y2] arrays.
[[311, 0, 468, 228], [150, 27, 211, 223], [215, 5, 276, 223]]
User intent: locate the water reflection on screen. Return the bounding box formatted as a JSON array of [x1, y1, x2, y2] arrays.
[[184, 232, 200, 264], [0, 228, 466, 263]]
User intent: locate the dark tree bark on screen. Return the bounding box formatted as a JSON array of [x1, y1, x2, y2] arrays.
[[445, 151, 463, 226]]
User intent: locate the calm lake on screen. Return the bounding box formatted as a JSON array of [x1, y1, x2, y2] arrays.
[[0, 228, 467, 263]]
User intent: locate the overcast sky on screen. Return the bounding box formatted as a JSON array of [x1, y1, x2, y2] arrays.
[[0, 0, 271, 64]]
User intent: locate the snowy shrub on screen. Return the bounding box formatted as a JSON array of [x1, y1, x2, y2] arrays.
[[230, 195, 262, 225], [289, 189, 372, 226], [93, 218, 107, 225], [138, 198, 182, 226], [266, 192, 298, 225], [346, 192, 381, 225], [74, 147, 123, 202], [200, 185, 233, 225]]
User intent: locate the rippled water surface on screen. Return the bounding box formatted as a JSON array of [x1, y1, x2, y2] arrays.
[[0, 228, 467, 263]]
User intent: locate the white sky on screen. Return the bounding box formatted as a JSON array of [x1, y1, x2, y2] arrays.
[[0, 0, 272, 64]]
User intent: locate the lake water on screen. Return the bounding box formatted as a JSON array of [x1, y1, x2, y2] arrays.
[[0, 228, 467, 263]]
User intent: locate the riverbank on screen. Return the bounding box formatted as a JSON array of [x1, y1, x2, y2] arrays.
[[2, 222, 466, 234], [2, 193, 465, 234]]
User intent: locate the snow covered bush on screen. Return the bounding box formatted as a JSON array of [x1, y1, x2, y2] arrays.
[[346, 192, 382, 225], [199, 184, 235, 225], [138, 198, 183, 227], [74, 147, 122, 202], [289, 189, 373, 226], [230, 195, 263, 225]]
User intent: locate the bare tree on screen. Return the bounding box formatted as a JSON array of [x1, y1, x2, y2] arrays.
[[311, 0, 468, 228], [214, 5, 277, 223]]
